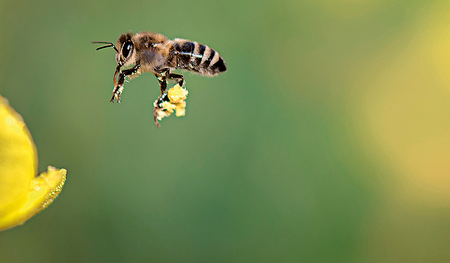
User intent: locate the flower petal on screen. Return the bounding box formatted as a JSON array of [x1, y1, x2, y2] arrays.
[[0, 95, 66, 231]]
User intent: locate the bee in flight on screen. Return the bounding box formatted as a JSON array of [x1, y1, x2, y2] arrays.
[[92, 31, 227, 126]]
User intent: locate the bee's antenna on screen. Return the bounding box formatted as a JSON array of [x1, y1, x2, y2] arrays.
[[92, 41, 119, 53]]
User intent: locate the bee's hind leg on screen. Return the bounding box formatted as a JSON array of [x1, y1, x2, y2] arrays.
[[154, 72, 168, 95], [152, 70, 186, 127], [167, 72, 185, 88], [152, 73, 170, 127]]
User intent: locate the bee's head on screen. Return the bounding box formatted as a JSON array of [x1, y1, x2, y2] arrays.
[[92, 32, 135, 67], [115, 32, 135, 66]]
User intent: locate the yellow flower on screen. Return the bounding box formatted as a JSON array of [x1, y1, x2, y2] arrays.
[[0, 95, 66, 231], [154, 83, 189, 121]]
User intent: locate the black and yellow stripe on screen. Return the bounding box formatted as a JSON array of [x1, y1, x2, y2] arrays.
[[170, 39, 227, 76]]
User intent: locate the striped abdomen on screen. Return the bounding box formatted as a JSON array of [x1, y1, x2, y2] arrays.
[[169, 39, 227, 76]]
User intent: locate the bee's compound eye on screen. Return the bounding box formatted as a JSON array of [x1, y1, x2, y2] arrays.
[[122, 41, 133, 59]]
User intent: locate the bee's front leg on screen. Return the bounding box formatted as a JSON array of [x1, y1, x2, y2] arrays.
[[111, 64, 140, 103]]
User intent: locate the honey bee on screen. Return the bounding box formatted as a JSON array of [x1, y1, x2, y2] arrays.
[[92, 31, 227, 126]]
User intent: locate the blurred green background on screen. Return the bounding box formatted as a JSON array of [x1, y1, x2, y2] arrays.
[[1, 0, 450, 262]]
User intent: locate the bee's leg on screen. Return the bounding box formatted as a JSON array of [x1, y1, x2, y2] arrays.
[[154, 90, 170, 108], [167, 72, 185, 87], [152, 73, 170, 127], [154, 73, 168, 95], [111, 64, 140, 103], [152, 92, 171, 128], [151, 71, 184, 127]]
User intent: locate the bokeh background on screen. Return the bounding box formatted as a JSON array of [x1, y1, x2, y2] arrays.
[[1, 0, 450, 262]]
